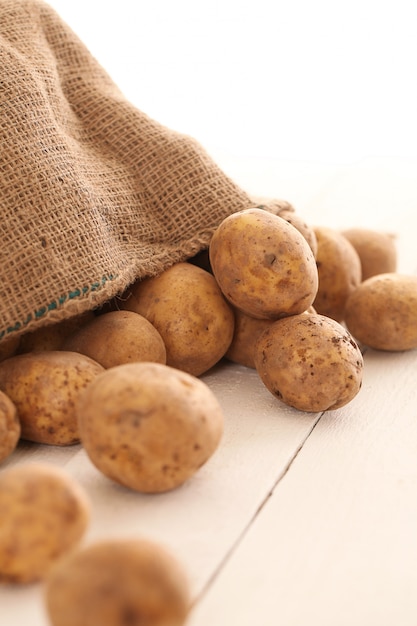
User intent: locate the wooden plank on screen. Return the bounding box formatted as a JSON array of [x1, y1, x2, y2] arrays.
[[188, 348, 417, 626], [0, 363, 320, 625]]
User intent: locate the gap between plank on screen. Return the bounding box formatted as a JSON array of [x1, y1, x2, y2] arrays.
[[191, 410, 324, 608]]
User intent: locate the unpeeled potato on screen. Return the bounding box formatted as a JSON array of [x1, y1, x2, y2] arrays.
[[254, 312, 363, 412], [313, 226, 362, 322], [345, 273, 417, 351], [0, 351, 104, 445], [62, 310, 166, 368], [17, 311, 95, 354], [0, 335, 20, 362], [0, 463, 90, 584], [121, 262, 234, 377], [225, 308, 275, 369], [341, 227, 397, 280], [278, 208, 318, 257], [77, 361, 224, 493], [45, 539, 190, 626], [0, 390, 20, 464], [209, 208, 318, 320], [226, 305, 316, 369]]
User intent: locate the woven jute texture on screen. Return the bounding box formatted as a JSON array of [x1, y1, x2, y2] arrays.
[[0, 0, 290, 343]]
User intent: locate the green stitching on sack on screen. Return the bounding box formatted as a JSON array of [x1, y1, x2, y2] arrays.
[[0, 274, 116, 341]]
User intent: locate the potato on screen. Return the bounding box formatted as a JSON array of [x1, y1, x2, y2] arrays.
[[0, 335, 20, 362], [278, 208, 318, 257], [0, 351, 104, 445], [226, 305, 317, 369], [17, 311, 95, 354], [0, 462, 90, 583], [225, 308, 275, 369], [254, 313, 363, 412], [313, 226, 362, 322], [121, 262, 234, 377], [344, 273, 417, 351], [44, 539, 189, 626], [0, 390, 20, 464], [209, 208, 318, 320], [62, 310, 166, 368], [341, 227, 397, 280], [77, 362, 224, 493]]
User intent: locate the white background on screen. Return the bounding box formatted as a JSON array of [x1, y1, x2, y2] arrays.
[[44, 0, 417, 165]]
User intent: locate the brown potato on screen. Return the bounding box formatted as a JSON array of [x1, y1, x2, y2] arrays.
[[345, 273, 417, 351], [313, 226, 362, 322], [62, 310, 166, 369], [17, 311, 95, 354], [341, 227, 397, 280], [209, 208, 318, 320], [77, 362, 224, 493], [254, 313, 363, 412], [278, 208, 318, 257], [0, 390, 20, 464], [0, 462, 90, 584], [225, 308, 275, 369], [45, 539, 190, 626], [121, 262, 234, 377], [226, 305, 317, 370], [0, 335, 20, 362], [0, 351, 104, 445]]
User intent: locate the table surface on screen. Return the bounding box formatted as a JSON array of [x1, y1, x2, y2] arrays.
[[1, 155, 417, 626]]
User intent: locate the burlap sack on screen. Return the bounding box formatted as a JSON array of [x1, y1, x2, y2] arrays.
[[0, 0, 290, 344]]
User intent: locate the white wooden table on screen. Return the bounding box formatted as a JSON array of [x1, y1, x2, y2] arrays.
[[2, 155, 417, 626]]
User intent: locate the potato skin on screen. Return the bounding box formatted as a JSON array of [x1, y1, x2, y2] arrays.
[[254, 313, 363, 412], [0, 463, 90, 583], [341, 228, 397, 280], [62, 310, 166, 368], [225, 308, 275, 369], [278, 208, 318, 257], [209, 209, 318, 319], [0, 351, 104, 445], [345, 273, 417, 351], [122, 262, 234, 377], [226, 306, 316, 369], [0, 390, 20, 463], [0, 335, 20, 362], [17, 311, 95, 354], [77, 362, 224, 493], [313, 226, 362, 322], [209, 208, 318, 320], [45, 539, 189, 626]]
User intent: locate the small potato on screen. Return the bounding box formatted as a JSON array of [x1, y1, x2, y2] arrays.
[[345, 273, 417, 351], [121, 262, 234, 377], [0, 390, 20, 463], [313, 226, 362, 322], [0, 462, 90, 583], [341, 227, 397, 280], [0, 351, 104, 445], [62, 310, 166, 369], [209, 208, 318, 320], [254, 313, 363, 412], [77, 362, 224, 493], [45, 539, 190, 626], [17, 311, 95, 354]]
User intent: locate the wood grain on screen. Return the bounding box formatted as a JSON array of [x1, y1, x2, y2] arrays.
[[189, 349, 417, 625]]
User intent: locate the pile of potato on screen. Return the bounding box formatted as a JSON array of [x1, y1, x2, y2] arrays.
[[1, 204, 417, 626]]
